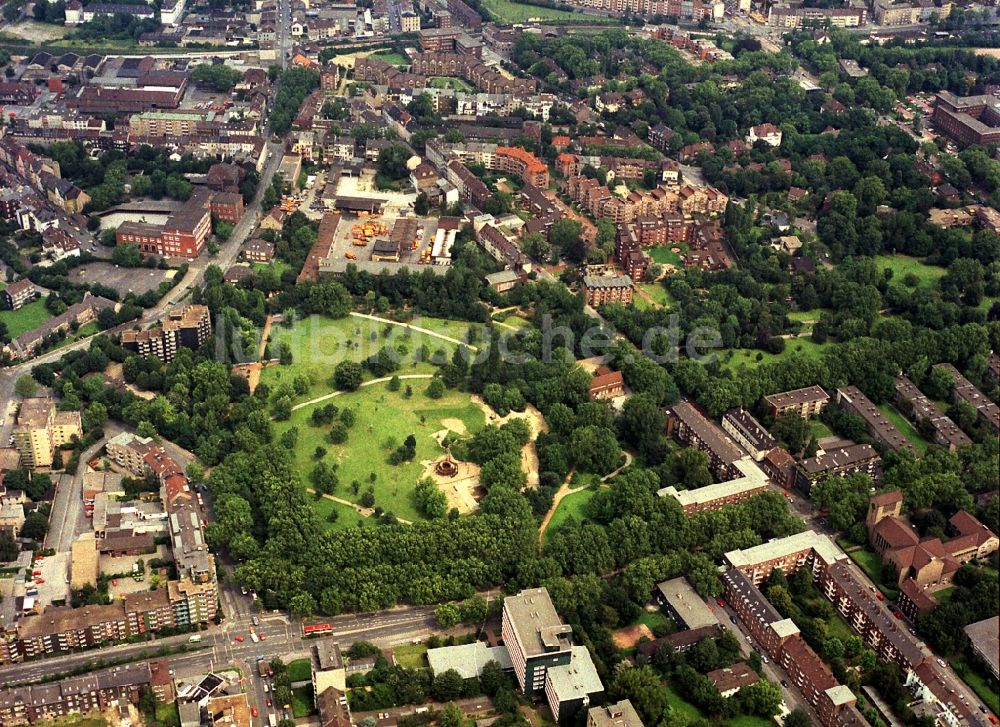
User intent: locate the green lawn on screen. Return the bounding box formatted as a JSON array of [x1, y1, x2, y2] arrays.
[[393, 643, 429, 669], [428, 76, 475, 92], [846, 547, 899, 600], [876, 254, 946, 288], [153, 702, 180, 727], [480, 0, 616, 22], [286, 657, 313, 683], [34, 716, 106, 727], [635, 609, 669, 632], [726, 717, 774, 727], [877, 404, 929, 455], [273, 383, 485, 523], [637, 282, 673, 308], [649, 244, 686, 266], [664, 684, 704, 721], [717, 338, 832, 371], [0, 299, 51, 339], [953, 655, 1000, 715], [545, 487, 595, 542], [933, 586, 953, 604], [312, 496, 372, 532], [807, 419, 834, 441], [291, 685, 315, 718], [263, 314, 470, 402], [254, 260, 293, 278], [368, 51, 407, 65]]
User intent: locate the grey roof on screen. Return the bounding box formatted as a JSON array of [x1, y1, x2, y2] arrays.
[[963, 616, 998, 675], [426, 642, 512, 679], [587, 700, 643, 727], [546, 646, 603, 702], [655, 578, 718, 630], [503, 588, 573, 659]]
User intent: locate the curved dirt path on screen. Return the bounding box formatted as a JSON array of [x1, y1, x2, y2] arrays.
[[306, 487, 413, 525]]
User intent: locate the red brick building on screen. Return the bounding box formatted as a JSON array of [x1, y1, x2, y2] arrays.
[[581, 274, 633, 306]]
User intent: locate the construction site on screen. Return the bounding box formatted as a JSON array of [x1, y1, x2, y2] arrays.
[[318, 211, 460, 276]]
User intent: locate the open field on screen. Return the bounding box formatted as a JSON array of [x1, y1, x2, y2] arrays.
[[877, 404, 928, 454], [0, 299, 51, 339], [273, 383, 485, 523], [393, 643, 428, 669], [717, 338, 831, 371], [545, 487, 595, 543], [635, 609, 669, 633], [3, 20, 71, 42], [876, 254, 946, 288], [262, 314, 471, 402], [479, 0, 617, 22]]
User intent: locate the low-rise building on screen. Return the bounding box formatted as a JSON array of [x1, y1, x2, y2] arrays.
[[933, 363, 1000, 436], [893, 375, 971, 451], [586, 701, 642, 727], [707, 663, 758, 697], [835, 386, 915, 454], [793, 443, 880, 495], [964, 616, 999, 680], [653, 578, 718, 631], [763, 385, 829, 419]]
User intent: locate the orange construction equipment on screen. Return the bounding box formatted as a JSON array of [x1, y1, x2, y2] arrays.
[[345, 251, 357, 260]]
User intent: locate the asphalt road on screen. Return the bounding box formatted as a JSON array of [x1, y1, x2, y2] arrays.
[[1, 604, 437, 686]]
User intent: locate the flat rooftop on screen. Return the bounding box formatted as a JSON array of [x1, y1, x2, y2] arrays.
[[724, 531, 846, 571], [503, 587, 572, 658]]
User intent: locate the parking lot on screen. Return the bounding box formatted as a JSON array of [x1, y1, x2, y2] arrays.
[[31, 551, 70, 607], [72, 262, 176, 297]]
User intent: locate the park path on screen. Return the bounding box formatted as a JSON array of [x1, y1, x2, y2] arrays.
[[350, 311, 478, 350], [291, 374, 434, 411], [306, 487, 413, 525], [257, 313, 273, 360], [536, 450, 634, 549], [537, 469, 584, 551]]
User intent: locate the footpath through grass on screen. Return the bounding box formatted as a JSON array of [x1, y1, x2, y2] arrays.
[[274, 382, 485, 524], [545, 488, 595, 544], [263, 314, 471, 402]]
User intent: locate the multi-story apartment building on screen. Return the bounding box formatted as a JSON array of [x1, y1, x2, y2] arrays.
[[12, 398, 82, 470], [658, 458, 769, 515], [721, 408, 775, 461], [933, 363, 1000, 436], [0, 661, 171, 725], [666, 402, 744, 480], [932, 92, 1000, 147], [835, 386, 916, 454], [502, 588, 573, 695], [495, 147, 549, 188], [763, 385, 829, 419], [105, 432, 156, 476], [614, 229, 650, 282], [793, 443, 880, 495], [720, 568, 865, 727], [121, 304, 212, 362], [767, 4, 865, 27], [893, 375, 971, 450], [127, 111, 209, 137], [1, 279, 36, 311], [210, 192, 244, 224], [581, 275, 633, 307]]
